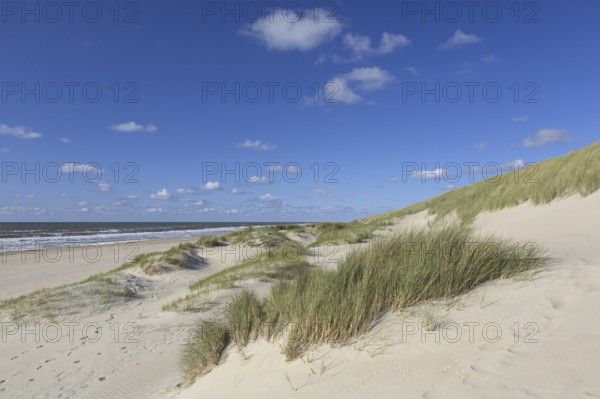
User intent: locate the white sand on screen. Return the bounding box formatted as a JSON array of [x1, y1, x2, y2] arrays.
[[2, 194, 600, 398]]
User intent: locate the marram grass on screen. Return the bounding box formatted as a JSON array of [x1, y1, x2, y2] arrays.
[[182, 225, 546, 382], [367, 141, 600, 224]]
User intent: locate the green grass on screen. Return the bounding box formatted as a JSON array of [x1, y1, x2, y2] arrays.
[[162, 242, 308, 313], [225, 226, 293, 248], [195, 236, 226, 247], [182, 225, 546, 382], [0, 243, 196, 320], [310, 221, 380, 246], [181, 320, 230, 384], [366, 141, 600, 224]]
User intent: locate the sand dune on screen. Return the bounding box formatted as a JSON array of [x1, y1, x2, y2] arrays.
[[1, 193, 600, 398]]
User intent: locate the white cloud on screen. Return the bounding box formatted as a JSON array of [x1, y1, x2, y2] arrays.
[[231, 188, 243, 194], [500, 159, 526, 170], [482, 54, 499, 63], [343, 32, 411, 59], [0, 124, 42, 139], [405, 66, 419, 76], [150, 189, 172, 199], [241, 8, 342, 51], [411, 168, 447, 180], [237, 139, 276, 151], [176, 188, 193, 194], [0, 147, 10, 153], [327, 67, 395, 104], [201, 182, 221, 190], [226, 209, 239, 214], [259, 194, 280, 202], [98, 181, 112, 192], [193, 200, 205, 206], [110, 121, 157, 133], [513, 116, 529, 123], [147, 207, 164, 213], [127, 195, 139, 200], [439, 29, 483, 50], [60, 163, 101, 174], [473, 143, 488, 150], [248, 176, 270, 184], [60, 137, 71, 144], [523, 129, 572, 148], [385, 177, 399, 183]]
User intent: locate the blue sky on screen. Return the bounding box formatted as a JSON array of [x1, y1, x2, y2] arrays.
[[1, 0, 599, 222]]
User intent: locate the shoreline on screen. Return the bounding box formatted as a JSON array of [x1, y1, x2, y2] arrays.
[[0, 235, 208, 302]]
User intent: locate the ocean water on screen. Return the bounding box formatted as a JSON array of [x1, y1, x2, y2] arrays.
[[0, 222, 275, 252]]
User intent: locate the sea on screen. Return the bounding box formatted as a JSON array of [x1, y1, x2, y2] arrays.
[[0, 222, 277, 252]]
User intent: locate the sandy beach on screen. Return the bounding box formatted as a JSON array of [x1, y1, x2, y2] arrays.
[[1, 191, 600, 398]]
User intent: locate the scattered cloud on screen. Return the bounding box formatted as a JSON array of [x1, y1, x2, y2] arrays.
[[237, 139, 276, 151], [500, 159, 526, 170], [343, 32, 411, 59], [0, 147, 10, 153], [231, 188, 244, 194], [439, 29, 483, 50], [150, 189, 172, 199], [60, 137, 71, 144], [176, 188, 193, 194], [481, 54, 499, 63], [60, 163, 102, 174], [385, 177, 399, 183], [200, 181, 221, 190], [327, 67, 395, 104], [98, 182, 112, 192], [523, 129, 572, 148], [110, 121, 157, 133], [473, 143, 488, 150], [512, 116, 529, 123], [411, 168, 447, 180], [147, 207, 164, 213], [248, 176, 272, 184], [405, 66, 419, 76], [0, 124, 42, 139], [259, 193, 280, 202], [241, 8, 342, 51], [193, 200, 205, 206]]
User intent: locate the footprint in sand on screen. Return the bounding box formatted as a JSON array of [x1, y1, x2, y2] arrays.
[[550, 295, 565, 310], [98, 377, 106, 382], [36, 345, 43, 349], [10, 356, 17, 360], [0, 380, 5, 384]]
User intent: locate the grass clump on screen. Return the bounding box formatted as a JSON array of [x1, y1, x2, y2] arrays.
[[268, 226, 544, 356], [181, 320, 230, 384], [226, 226, 292, 248], [182, 225, 546, 381], [310, 221, 377, 246], [163, 242, 308, 313], [195, 236, 226, 247], [225, 290, 263, 348]]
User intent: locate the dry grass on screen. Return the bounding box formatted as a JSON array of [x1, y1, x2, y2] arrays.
[[182, 225, 546, 382], [366, 141, 600, 224]]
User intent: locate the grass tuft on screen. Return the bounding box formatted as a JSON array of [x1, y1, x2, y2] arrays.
[[182, 225, 546, 382], [181, 320, 230, 384]]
